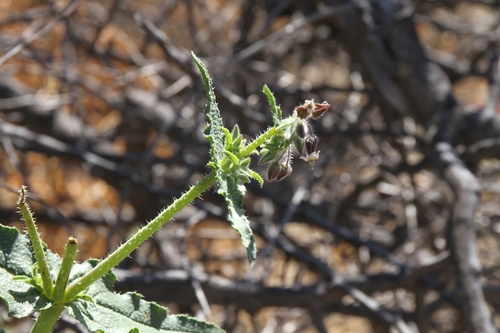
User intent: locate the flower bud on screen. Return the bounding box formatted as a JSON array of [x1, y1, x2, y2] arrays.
[[296, 121, 307, 139], [268, 161, 292, 181], [304, 135, 318, 155], [300, 135, 320, 164], [277, 163, 292, 181], [293, 135, 305, 155], [267, 162, 280, 181]]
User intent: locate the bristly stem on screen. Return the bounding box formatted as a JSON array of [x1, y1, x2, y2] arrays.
[[63, 122, 282, 301], [242, 126, 280, 157], [52, 237, 78, 303], [62, 170, 218, 302], [18, 186, 54, 297], [63, 122, 279, 302]]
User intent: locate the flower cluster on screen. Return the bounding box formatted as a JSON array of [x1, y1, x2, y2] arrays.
[[259, 100, 330, 181]]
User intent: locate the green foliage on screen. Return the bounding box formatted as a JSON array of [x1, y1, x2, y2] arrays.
[[0, 225, 53, 318], [258, 134, 288, 165], [192, 53, 258, 265], [218, 174, 257, 264], [191, 52, 225, 171], [262, 84, 282, 126], [67, 260, 222, 333], [0, 225, 223, 333]]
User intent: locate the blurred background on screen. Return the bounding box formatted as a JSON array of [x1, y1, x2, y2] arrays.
[[1, 0, 500, 332]]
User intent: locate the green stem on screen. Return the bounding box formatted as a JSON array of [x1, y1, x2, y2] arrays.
[[63, 170, 217, 302], [30, 304, 65, 333], [53, 237, 78, 303], [18, 186, 54, 297], [241, 126, 280, 157]]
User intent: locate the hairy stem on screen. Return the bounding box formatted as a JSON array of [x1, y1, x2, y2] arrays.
[[18, 186, 54, 297], [242, 126, 280, 156], [63, 122, 280, 301], [63, 170, 217, 302]]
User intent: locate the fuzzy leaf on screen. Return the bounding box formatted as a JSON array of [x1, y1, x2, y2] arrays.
[[221, 127, 233, 150], [192, 52, 226, 170], [258, 150, 280, 165], [67, 260, 224, 333], [0, 225, 56, 318], [248, 171, 264, 186], [216, 171, 257, 264], [231, 125, 241, 143], [218, 175, 257, 265], [263, 85, 281, 126], [223, 150, 240, 165], [0, 225, 224, 333], [193, 52, 257, 266]]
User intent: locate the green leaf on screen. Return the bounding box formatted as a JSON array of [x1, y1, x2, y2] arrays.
[[221, 127, 233, 150], [258, 133, 288, 165], [231, 125, 241, 143], [192, 52, 225, 171], [263, 85, 281, 126], [223, 150, 239, 166], [0, 225, 55, 318], [248, 171, 264, 187], [193, 52, 257, 266], [258, 150, 280, 165], [0, 225, 224, 332], [0, 268, 52, 318], [218, 175, 257, 265], [67, 260, 224, 333]]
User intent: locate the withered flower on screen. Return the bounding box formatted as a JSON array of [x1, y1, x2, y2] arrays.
[[295, 100, 330, 119]]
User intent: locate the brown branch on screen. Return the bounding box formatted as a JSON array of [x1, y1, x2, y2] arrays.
[[113, 251, 450, 313], [432, 140, 496, 333], [0, 0, 79, 67]]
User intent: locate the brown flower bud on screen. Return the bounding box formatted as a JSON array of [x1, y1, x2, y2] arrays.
[[304, 135, 318, 155], [268, 161, 292, 181]]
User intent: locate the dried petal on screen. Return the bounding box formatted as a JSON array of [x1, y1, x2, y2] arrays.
[[295, 100, 315, 119], [295, 99, 330, 119], [311, 102, 330, 119], [295, 105, 308, 119]]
